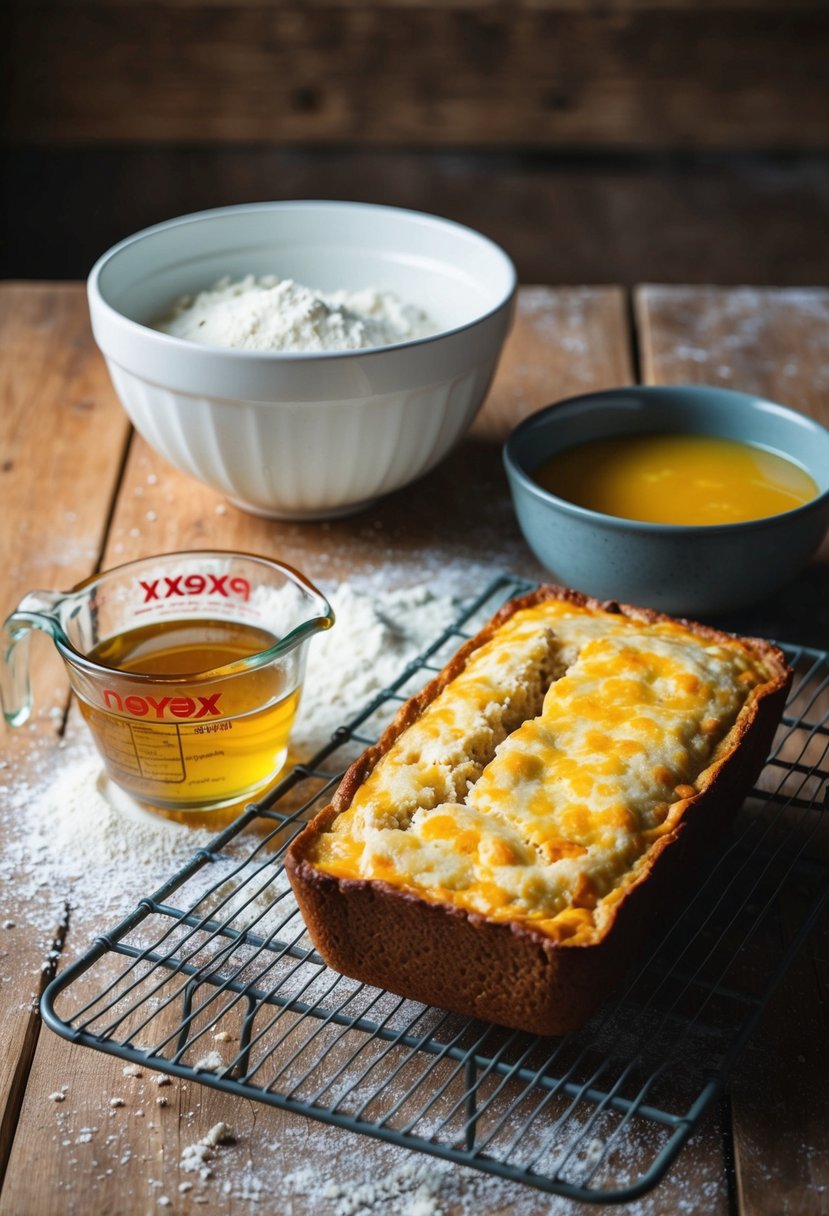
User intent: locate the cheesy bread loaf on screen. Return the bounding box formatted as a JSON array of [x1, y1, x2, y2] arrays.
[[285, 587, 790, 1035]]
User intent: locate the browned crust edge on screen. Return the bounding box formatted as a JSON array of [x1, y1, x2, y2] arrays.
[[284, 585, 792, 1036]]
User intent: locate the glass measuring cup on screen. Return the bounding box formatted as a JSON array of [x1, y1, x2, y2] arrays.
[[1, 551, 334, 811]]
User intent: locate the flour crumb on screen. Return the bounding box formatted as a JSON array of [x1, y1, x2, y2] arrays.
[[123, 1064, 143, 1077], [212, 1030, 233, 1042], [193, 1051, 224, 1074], [180, 1122, 235, 1180], [156, 1075, 172, 1087], [180, 1143, 213, 1176], [109, 1098, 125, 1108], [48, 1091, 66, 1102], [203, 1122, 234, 1148], [324, 1158, 446, 1215]]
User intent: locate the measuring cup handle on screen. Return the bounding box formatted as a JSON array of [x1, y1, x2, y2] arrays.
[[1, 590, 65, 727]]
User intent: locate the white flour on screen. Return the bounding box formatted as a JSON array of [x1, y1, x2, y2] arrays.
[[296, 582, 453, 748], [45, 1083, 725, 1214], [155, 275, 437, 352]]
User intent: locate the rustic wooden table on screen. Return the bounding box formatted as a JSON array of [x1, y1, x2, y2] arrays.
[[1, 282, 827, 1215]]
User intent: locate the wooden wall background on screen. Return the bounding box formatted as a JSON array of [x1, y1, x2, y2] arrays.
[[2, 0, 829, 284]]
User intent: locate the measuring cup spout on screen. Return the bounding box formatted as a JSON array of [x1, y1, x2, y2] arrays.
[[1, 590, 66, 727]]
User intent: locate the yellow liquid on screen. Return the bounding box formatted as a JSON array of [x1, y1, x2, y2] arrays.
[[534, 433, 818, 526], [79, 619, 299, 810]]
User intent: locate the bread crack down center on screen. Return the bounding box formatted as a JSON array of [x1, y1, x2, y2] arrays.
[[308, 602, 768, 944]]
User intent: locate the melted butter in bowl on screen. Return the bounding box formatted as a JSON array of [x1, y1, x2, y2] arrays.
[[533, 433, 819, 526], [503, 385, 829, 615]]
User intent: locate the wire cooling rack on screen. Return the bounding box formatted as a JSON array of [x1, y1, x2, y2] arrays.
[[41, 574, 829, 1204]]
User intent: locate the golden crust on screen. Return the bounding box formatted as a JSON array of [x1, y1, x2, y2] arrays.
[[285, 585, 791, 1036]]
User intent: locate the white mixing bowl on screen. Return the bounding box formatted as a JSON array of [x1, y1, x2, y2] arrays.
[[87, 201, 516, 519]]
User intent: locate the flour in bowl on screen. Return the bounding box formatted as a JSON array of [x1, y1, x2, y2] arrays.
[[155, 274, 438, 352]]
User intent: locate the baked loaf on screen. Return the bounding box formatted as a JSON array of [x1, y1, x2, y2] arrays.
[[285, 587, 791, 1035]]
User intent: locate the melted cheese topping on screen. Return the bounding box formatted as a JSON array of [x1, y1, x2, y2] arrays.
[[308, 601, 770, 944]]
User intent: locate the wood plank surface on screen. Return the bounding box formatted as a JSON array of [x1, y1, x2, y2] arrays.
[[636, 284, 829, 1216], [4, 2, 829, 151], [0, 285, 132, 1182], [730, 889, 829, 1216], [636, 286, 829, 425], [4, 282, 719, 1216], [0, 281, 825, 1213]]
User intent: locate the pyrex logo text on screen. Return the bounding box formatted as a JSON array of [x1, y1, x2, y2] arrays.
[[138, 574, 251, 603], [103, 690, 223, 719]]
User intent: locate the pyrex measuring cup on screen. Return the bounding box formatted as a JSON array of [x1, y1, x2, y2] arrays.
[[1, 551, 334, 810]]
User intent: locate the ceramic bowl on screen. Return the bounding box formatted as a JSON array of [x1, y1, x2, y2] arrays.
[[503, 385, 829, 616], [88, 201, 516, 519]]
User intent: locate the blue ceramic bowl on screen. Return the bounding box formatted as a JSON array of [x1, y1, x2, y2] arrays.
[[503, 385, 829, 616]]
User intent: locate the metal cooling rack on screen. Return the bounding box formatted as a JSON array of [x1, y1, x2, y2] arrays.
[[41, 574, 829, 1205]]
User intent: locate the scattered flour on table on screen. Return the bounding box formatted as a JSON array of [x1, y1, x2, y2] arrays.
[[0, 582, 459, 934], [155, 274, 438, 352], [295, 582, 456, 753], [42, 1067, 726, 1215], [46, 1095, 722, 1214]]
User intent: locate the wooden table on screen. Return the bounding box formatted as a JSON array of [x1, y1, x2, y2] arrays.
[[1, 282, 827, 1215]]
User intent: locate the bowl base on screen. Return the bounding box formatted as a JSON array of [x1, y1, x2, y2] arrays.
[[227, 495, 377, 522]]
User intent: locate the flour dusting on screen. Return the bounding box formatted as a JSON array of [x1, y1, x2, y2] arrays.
[[295, 582, 454, 752]]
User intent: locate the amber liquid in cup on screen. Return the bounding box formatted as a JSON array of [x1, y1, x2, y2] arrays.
[[78, 617, 301, 809]]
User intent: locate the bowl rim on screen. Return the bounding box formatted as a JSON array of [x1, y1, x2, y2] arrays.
[[503, 384, 829, 536], [87, 199, 518, 363]]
